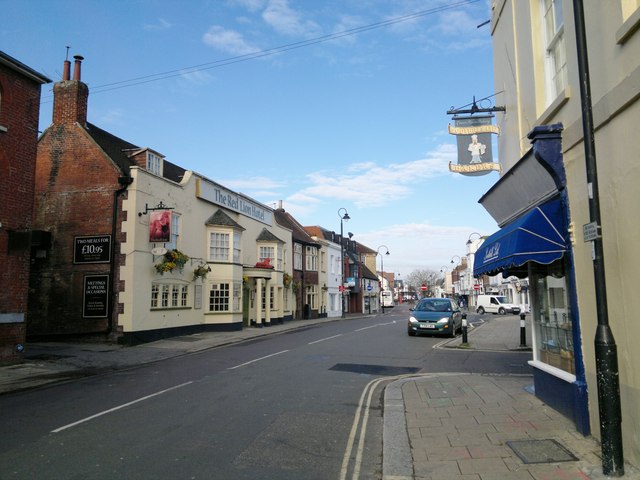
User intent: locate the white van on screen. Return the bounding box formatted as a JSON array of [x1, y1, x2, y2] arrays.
[[476, 295, 521, 315], [381, 290, 394, 308]]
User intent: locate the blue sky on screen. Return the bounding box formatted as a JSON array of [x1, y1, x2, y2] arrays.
[[3, 0, 500, 276]]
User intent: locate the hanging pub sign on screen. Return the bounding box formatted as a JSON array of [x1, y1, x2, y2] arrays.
[[83, 274, 109, 318], [448, 115, 501, 176], [149, 210, 172, 243]]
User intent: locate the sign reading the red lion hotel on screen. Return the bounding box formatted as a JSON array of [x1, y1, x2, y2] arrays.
[[448, 115, 501, 176]]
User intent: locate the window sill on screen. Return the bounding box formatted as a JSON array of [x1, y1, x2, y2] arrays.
[[617, 7, 640, 45], [537, 86, 571, 125], [151, 306, 191, 311], [528, 359, 576, 383], [0, 125, 7, 133]]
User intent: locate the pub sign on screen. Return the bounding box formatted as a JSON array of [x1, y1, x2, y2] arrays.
[[448, 115, 501, 176]]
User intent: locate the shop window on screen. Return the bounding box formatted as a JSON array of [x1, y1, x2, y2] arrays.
[[530, 260, 574, 374]]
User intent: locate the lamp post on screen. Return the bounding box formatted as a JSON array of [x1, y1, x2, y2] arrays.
[[338, 208, 350, 318], [451, 255, 461, 302], [466, 232, 481, 245], [377, 245, 390, 313]]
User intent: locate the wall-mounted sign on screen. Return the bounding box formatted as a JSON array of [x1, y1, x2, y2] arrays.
[[196, 179, 273, 226], [149, 210, 172, 243], [448, 115, 501, 176], [74, 235, 111, 264], [83, 274, 109, 318]]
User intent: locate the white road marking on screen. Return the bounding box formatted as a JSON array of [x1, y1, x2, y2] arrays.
[[51, 381, 193, 433], [308, 334, 343, 344], [227, 350, 289, 370]]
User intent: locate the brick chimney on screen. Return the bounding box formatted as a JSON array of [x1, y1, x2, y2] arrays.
[[52, 55, 88, 126]]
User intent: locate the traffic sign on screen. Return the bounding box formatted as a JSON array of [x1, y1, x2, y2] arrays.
[[339, 285, 345, 292], [474, 284, 480, 291], [421, 284, 427, 291]]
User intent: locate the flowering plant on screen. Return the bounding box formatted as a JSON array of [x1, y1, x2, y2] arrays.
[[154, 249, 189, 275], [283, 273, 292, 288], [193, 264, 210, 281]]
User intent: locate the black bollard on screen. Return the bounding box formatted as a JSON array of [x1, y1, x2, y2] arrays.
[[520, 313, 527, 347], [462, 313, 468, 344]]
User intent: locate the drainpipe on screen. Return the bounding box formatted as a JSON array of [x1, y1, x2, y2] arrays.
[[108, 176, 133, 335], [572, 1, 623, 475]]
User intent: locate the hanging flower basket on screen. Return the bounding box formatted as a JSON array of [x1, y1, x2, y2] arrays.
[[292, 281, 301, 294], [283, 273, 292, 288], [193, 264, 210, 281], [154, 249, 189, 275]]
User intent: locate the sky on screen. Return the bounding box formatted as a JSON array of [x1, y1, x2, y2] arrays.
[[2, 0, 501, 277]]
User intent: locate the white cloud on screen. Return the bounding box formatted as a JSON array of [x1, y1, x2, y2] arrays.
[[296, 143, 455, 207], [144, 18, 172, 31], [179, 69, 214, 85], [202, 26, 258, 55], [98, 108, 125, 125], [262, 0, 320, 37]]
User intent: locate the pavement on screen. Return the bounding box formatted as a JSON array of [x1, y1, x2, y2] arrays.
[[2, 311, 638, 479]]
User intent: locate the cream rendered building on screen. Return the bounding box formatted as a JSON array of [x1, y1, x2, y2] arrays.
[[483, 0, 640, 470], [118, 163, 293, 343]]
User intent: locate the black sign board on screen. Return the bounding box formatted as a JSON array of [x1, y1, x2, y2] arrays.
[[83, 274, 109, 318], [74, 235, 111, 264]]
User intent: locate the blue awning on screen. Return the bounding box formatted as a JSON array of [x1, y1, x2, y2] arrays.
[[474, 198, 567, 277]]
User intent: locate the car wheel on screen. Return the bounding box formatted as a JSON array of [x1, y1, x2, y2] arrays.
[[477, 307, 485, 315], [498, 307, 506, 315]]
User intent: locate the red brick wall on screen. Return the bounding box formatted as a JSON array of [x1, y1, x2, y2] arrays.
[[29, 123, 122, 335], [0, 60, 45, 361]]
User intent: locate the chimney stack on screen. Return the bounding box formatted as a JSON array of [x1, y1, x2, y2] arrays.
[[52, 54, 89, 126]]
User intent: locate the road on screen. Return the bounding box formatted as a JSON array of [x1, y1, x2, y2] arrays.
[[0, 304, 531, 479]]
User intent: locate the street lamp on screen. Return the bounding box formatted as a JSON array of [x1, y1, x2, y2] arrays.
[[377, 245, 390, 313], [466, 232, 481, 245], [338, 208, 350, 318], [451, 255, 461, 265]]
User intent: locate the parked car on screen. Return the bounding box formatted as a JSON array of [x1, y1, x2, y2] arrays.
[[475, 295, 521, 315], [407, 298, 462, 337]]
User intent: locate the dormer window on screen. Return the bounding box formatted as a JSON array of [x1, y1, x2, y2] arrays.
[[147, 152, 162, 175]]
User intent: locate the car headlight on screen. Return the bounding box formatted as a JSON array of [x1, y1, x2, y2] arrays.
[[409, 316, 418, 324], [437, 317, 450, 324]]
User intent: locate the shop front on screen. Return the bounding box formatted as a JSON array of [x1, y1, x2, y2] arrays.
[[473, 125, 589, 435]]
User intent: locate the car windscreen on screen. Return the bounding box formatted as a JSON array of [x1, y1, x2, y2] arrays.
[[414, 300, 452, 312]]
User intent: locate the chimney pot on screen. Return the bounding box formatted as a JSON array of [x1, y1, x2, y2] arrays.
[[63, 60, 71, 81], [73, 55, 84, 81]]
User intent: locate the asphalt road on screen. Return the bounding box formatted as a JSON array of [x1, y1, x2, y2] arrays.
[[0, 305, 531, 479]]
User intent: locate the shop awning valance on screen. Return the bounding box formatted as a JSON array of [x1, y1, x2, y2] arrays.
[[473, 198, 567, 277]]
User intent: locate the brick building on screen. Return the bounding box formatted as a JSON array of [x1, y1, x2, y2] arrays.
[[30, 55, 293, 343], [0, 51, 50, 363]]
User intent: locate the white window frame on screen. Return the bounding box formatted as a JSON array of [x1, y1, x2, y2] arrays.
[[146, 151, 162, 176], [208, 282, 241, 312], [259, 245, 275, 266], [163, 213, 180, 251], [209, 230, 231, 262], [294, 243, 303, 270], [306, 285, 318, 310], [306, 246, 318, 271], [541, 0, 567, 104], [233, 231, 242, 263], [151, 283, 189, 309]]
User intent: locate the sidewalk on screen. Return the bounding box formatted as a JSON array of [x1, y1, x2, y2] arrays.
[[383, 315, 639, 479], [1, 313, 637, 479]]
